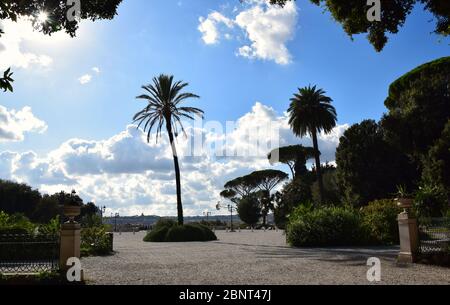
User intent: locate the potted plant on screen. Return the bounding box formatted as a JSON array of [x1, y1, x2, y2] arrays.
[[60, 190, 82, 223], [396, 185, 413, 212]]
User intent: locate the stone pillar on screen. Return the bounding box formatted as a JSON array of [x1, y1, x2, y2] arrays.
[[397, 212, 419, 263], [60, 222, 81, 271]]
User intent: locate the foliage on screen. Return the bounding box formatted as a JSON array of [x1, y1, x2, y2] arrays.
[[0, 0, 122, 93], [361, 199, 401, 245], [381, 57, 450, 167], [273, 178, 312, 229], [336, 120, 416, 206], [0, 180, 41, 219], [81, 226, 112, 257], [143, 226, 170, 242], [268, 145, 315, 179], [422, 120, 450, 198], [153, 218, 177, 230], [288, 85, 337, 204], [0, 211, 35, 234], [286, 205, 366, 247], [237, 194, 262, 226], [413, 184, 448, 218], [81, 214, 102, 228], [224, 175, 256, 198], [0, 68, 14, 92], [249, 170, 289, 192], [0, 180, 100, 223], [134, 74, 203, 225], [311, 166, 340, 205], [37, 216, 60, 237], [143, 221, 217, 243], [270, 1, 449, 51], [165, 224, 217, 242]]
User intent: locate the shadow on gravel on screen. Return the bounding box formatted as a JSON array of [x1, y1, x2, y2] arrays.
[[213, 240, 399, 263]]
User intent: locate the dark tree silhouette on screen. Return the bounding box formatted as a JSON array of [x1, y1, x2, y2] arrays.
[[268, 145, 316, 179], [224, 176, 257, 198], [269, 0, 449, 52], [287, 85, 337, 204], [248, 170, 288, 226], [133, 74, 203, 225]]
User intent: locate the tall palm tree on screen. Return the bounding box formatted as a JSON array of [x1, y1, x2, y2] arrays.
[[133, 74, 203, 225], [287, 85, 337, 203]]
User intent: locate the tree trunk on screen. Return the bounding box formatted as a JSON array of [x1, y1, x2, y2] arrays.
[[166, 122, 183, 225], [312, 130, 324, 204]]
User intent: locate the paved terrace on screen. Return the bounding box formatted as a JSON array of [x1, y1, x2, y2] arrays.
[[82, 231, 450, 285]]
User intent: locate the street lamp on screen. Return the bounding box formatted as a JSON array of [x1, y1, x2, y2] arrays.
[[216, 201, 237, 232], [114, 213, 120, 232], [100, 205, 106, 223], [203, 210, 212, 222]]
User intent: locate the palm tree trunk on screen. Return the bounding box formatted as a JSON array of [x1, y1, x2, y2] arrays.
[[166, 122, 184, 225], [312, 130, 324, 204]]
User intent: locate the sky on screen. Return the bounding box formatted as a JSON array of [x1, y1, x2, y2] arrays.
[[0, 0, 449, 216]]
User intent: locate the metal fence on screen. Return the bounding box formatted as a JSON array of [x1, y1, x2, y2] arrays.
[[418, 217, 450, 255], [0, 234, 60, 274]]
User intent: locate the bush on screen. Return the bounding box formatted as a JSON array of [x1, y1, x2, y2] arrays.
[[153, 218, 177, 230], [81, 226, 112, 256], [0, 212, 35, 235], [286, 205, 366, 247], [143, 222, 217, 243], [361, 199, 401, 245], [143, 226, 170, 242], [414, 184, 448, 218]]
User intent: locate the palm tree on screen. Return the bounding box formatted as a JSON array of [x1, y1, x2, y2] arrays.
[[133, 74, 204, 225], [287, 85, 337, 203]]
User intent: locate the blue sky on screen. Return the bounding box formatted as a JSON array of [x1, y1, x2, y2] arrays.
[[0, 0, 448, 216]]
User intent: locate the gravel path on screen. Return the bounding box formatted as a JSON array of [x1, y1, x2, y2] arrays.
[[81, 231, 450, 285]]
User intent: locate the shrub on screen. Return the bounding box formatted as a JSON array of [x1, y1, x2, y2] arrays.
[[286, 205, 366, 247], [414, 184, 448, 218], [153, 218, 177, 230], [143, 222, 217, 243], [81, 226, 112, 256], [143, 226, 170, 242], [361, 199, 401, 245], [0, 212, 35, 234]]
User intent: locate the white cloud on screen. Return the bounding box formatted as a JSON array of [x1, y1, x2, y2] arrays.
[[0, 105, 47, 142], [235, 1, 297, 65], [0, 102, 347, 216], [78, 74, 92, 85], [198, 1, 298, 65], [78, 67, 100, 84], [0, 18, 70, 70], [198, 12, 234, 45]]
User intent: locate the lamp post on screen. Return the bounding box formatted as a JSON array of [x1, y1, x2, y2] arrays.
[[216, 201, 237, 232], [114, 213, 119, 232], [100, 205, 106, 224], [203, 210, 212, 222]]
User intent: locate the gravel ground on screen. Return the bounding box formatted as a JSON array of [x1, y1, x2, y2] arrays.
[[81, 231, 450, 285]]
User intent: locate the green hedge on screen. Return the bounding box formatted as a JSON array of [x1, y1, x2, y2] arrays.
[[361, 199, 401, 245], [143, 221, 217, 243], [286, 205, 366, 247], [286, 201, 403, 247]]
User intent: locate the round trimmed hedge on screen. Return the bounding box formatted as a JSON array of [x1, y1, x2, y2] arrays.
[[143, 220, 217, 242]]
